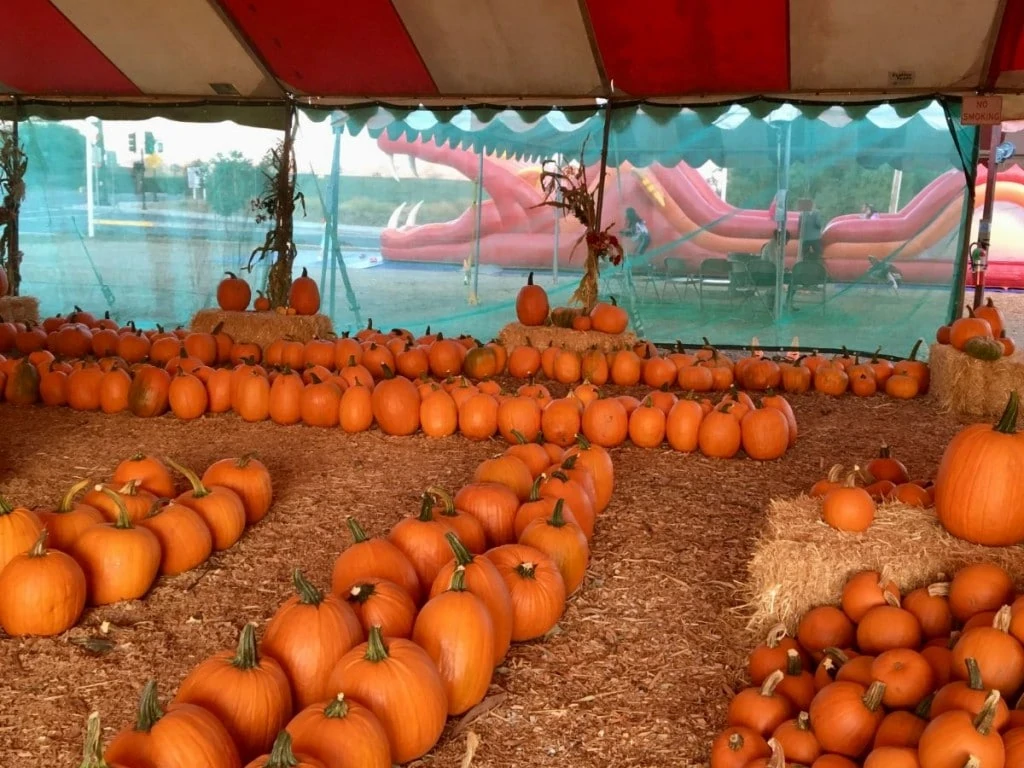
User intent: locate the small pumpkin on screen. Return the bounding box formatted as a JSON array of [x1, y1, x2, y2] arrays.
[[917, 690, 1004, 768], [589, 296, 628, 334], [726, 670, 794, 737], [244, 731, 325, 768], [201, 454, 273, 525], [517, 498, 589, 595], [168, 458, 247, 551], [331, 517, 422, 603], [34, 479, 103, 551], [485, 543, 566, 641], [346, 578, 417, 638], [964, 335, 1005, 361], [285, 693, 391, 768], [822, 468, 876, 533], [808, 680, 886, 758], [139, 499, 213, 576], [112, 453, 176, 498]]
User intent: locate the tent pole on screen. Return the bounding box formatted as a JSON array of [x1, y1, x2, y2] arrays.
[[552, 152, 560, 285], [774, 122, 791, 321], [329, 113, 361, 328], [889, 169, 903, 212], [973, 123, 1002, 309], [471, 150, 483, 303], [594, 102, 613, 228], [950, 129, 981, 321]]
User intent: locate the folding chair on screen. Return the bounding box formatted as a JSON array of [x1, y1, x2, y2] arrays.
[[788, 260, 829, 314], [697, 258, 733, 311], [736, 260, 778, 314], [662, 257, 697, 300]]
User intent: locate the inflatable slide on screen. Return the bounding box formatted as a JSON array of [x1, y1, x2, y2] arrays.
[[376, 135, 1024, 288]]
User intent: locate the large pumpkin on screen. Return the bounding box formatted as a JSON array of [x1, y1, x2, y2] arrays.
[[128, 365, 171, 417], [589, 297, 629, 334], [327, 626, 448, 764], [515, 272, 549, 326], [173, 623, 293, 761], [0, 529, 87, 636], [289, 267, 321, 315], [217, 272, 252, 312], [260, 570, 364, 709], [201, 455, 273, 525], [106, 680, 242, 768], [370, 367, 420, 436], [934, 391, 1024, 545], [286, 694, 391, 768]]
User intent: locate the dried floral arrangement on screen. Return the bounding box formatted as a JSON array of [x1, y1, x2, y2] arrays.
[[0, 125, 27, 295], [536, 139, 622, 312]]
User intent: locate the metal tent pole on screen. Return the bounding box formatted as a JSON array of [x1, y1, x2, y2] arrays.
[[973, 124, 1003, 308], [329, 112, 361, 328], [471, 149, 483, 303], [950, 130, 981, 321]]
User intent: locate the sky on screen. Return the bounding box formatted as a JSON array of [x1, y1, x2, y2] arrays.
[[65, 112, 461, 179]]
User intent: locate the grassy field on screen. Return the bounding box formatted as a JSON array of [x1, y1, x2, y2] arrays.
[[22, 234, 954, 355]]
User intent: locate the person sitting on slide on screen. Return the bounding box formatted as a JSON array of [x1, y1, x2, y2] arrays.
[[862, 203, 881, 220], [619, 207, 651, 257]]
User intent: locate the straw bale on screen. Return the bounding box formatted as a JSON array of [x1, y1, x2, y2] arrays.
[[497, 321, 637, 354], [0, 295, 40, 325], [744, 494, 1024, 637], [190, 309, 333, 348], [929, 342, 1024, 424]]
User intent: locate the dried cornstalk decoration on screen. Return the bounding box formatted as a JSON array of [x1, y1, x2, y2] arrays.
[[0, 124, 27, 295], [246, 109, 306, 308], [535, 138, 622, 312]]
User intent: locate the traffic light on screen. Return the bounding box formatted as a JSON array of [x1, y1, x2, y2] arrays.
[[144, 132, 156, 155], [128, 133, 136, 153]]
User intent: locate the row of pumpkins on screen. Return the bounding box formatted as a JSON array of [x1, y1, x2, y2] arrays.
[[0, 309, 800, 459], [0, 454, 272, 636], [936, 299, 1015, 361], [216, 270, 322, 316], [79, 431, 616, 766], [713, 563, 1024, 768]]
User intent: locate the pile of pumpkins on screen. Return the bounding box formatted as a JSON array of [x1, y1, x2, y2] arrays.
[[81, 430, 615, 767], [515, 271, 629, 334], [0, 453, 272, 636], [807, 444, 933, 534], [217, 270, 321, 316], [714, 563, 1024, 768], [935, 299, 1014, 361]]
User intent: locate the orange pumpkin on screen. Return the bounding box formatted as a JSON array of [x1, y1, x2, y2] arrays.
[[589, 297, 628, 334], [286, 694, 390, 768], [515, 271, 550, 326], [288, 267, 321, 315], [217, 271, 252, 311]]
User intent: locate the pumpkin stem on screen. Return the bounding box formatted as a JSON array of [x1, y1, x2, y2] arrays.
[[164, 458, 211, 499], [548, 498, 567, 528], [574, 433, 592, 451], [907, 338, 923, 361], [515, 562, 537, 580], [230, 622, 261, 670], [292, 569, 323, 606], [794, 711, 810, 731], [993, 605, 1013, 633], [97, 486, 135, 530], [445, 532, 475, 567], [235, 454, 255, 468], [765, 624, 788, 649], [510, 429, 529, 445], [324, 692, 349, 719], [134, 680, 164, 733], [962, 758, 981, 768], [118, 479, 142, 497], [380, 363, 396, 380], [526, 271, 535, 286], [417, 492, 439, 521], [263, 731, 301, 768], [80, 711, 110, 768], [27, 528, 48, 557], [347, 582, 377, 605], [529, 473, 545, 502], [785, 648, 803, 676], [927, 582, 950, 598], [760, 670, 784, 696], [345, 355, 357, 368], [877, 443, 891, 459], [0, 496, 14, 515], [995, 391, 1020, 434], [57, 479, 92, 513], [822, 647, 850, 667], [883, 591, 902, 608], [425, 486, 456, 517], [550, 470, 569, 483], [862, 681, 887, 712], [448, 564, 468, 592], [764, 738, 784, 768], [825, 464, 846, 484], [726, 732, 747, 753], [974, 690, 1002, 736], [914, 693, 934, 719], [346, 516, 369, 543], [364, 625, 389, 663]]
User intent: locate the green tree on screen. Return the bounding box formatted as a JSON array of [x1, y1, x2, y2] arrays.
[[205, 151, 263, 219], [21, 120, 86, 190]]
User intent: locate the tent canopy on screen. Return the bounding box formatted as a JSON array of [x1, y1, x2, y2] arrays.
[[4, 0, 1024, 108]]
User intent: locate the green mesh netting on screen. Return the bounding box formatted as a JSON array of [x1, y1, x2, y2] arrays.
[[13, 100, 977, 358]]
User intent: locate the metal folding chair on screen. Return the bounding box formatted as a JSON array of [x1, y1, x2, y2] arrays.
[[789, 260, 829, 314]]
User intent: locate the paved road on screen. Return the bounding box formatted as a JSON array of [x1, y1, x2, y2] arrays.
[[20, 192, 384, 250]]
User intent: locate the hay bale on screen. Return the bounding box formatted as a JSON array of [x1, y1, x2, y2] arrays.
[[0, 296, 40, 325], [190, 309, 333, 348], [498, 322, 637, 354], [744, 495, 1024, 637], [929, 342, 1024, 424]]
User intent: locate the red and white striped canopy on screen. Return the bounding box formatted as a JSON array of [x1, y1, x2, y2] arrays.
[[5, 0, 1024, 108]]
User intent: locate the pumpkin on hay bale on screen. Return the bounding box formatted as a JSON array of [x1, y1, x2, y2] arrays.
[[189, 308, 333, 348], [743, 493, 1024, 637], [0, 295, 39, 325], [929, 341, 1024, 424]]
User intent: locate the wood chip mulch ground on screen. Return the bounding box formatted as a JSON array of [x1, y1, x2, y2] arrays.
[[0, 383, 964, 768]]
